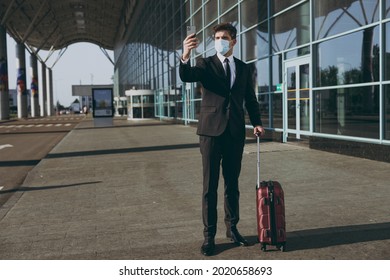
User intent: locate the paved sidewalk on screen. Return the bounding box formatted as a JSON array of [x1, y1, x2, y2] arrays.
[[0, 118, 389, 259]]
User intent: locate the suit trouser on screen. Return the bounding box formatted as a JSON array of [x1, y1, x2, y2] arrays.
[[199, 128, 245, 239]]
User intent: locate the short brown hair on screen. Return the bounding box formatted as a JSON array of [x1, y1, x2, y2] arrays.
[[213, 22, 237, 39]]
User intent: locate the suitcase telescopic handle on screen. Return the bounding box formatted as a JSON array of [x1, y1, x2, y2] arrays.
[[257, 135, 260, 187]]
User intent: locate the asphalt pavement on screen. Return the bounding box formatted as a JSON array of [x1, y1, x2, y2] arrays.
[[0, 117, 389, 260]]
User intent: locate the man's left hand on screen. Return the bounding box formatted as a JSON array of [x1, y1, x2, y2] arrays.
[[254, 126, 265, 137]]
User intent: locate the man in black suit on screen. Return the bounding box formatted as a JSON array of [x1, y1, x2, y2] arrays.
[[179, 22, 265, 256]]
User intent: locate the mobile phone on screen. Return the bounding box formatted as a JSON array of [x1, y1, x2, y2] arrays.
[[186, 26, 196, 37]]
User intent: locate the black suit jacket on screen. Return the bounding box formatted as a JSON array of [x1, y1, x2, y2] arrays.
[[179, 54, 262, 140]]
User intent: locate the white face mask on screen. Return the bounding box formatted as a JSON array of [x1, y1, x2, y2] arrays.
[[215, 39, 230, 56]]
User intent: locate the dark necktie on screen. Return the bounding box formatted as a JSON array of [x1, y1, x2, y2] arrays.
[[224, 58, 231, 88]]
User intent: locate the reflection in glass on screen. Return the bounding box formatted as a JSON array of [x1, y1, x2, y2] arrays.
[[300, 64, 310, 131], [387, 0, 390, 18], [132, 96, 141, 104], [205, 20, 218, 51], [287, 66, 296, 130], [271, 0, 302, 15], [221, 0, 237, 14], [257, 58, 269, 93], [185, 1, 190, 20], [385, 22, 390, 81], [315, 27, 380, 87], [242, 28, 257, 62], [221, 6, 238, 27], [258, 93, 270, 127], [195, 30, 204, 55], [285, 46, 310, 60], [271, 2, 310, 53], [314, 0, 379, 40], [205, 1, 218, 25], [272, 55, 283, 91], [241, 0, 259, 31], [192, 0, 202, 12], [314, 86, 379, 139], [194, 10, 203, 54], [257, 22, 269, 58], [386, 85, 390, 140], [272, 93, 283, 129]]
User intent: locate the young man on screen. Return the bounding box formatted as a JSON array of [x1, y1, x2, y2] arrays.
[[179, 22, 265, 256]]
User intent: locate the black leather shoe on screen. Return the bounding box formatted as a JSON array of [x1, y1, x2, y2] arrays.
[[229, 228, 249, 246], [201, 239, 215, 256]]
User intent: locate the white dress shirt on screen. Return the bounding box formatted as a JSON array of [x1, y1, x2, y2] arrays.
[[216, 52, 236, 88]]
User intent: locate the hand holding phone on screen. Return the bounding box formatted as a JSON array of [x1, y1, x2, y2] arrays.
[[186, 26, 196, 37], [183, 26, 197, 60]]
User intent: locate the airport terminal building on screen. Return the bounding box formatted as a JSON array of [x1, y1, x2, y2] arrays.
[[114, 0, 390, 160], [1, 0, 390, 160]]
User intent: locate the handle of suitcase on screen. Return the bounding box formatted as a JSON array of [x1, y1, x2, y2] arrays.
[[257, 135, 260, 187]]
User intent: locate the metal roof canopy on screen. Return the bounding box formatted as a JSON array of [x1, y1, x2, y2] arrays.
[[0, 0, 138, 65]]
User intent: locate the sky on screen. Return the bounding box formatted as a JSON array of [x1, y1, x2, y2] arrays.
[[6, 34, 114, 107]]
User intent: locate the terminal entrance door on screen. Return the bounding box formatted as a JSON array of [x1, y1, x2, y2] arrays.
[[284, 56, 311, 141]]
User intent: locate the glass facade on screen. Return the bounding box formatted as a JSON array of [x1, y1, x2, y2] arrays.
[[114, 0, 390, 145]]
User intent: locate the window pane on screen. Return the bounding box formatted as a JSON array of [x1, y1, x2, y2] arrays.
[[258, 93, 269, 127], [193, 9, 202, 32], [205, 0, 218, 25], [272, 54, 283, 91], [246, 62, 261, 125], [193, 10, 203, 55], [385, 22, 390, 81], [221, 0, 237, 14], [192, 0, 202, 12], [221, 6, 238, 26], [257, 21, 269, 58], [385, 85, 390, 140], [242, 28, 257, 62], [271, 2, 310, 53], [314, 0, 380, 40], [387, 0, 390, 18], [221, 7, 239, 57], [257, 58, 269, 93], [315, 27, 380, 87], [241, 0, 259, 31], [205, 20, 218, 51], [185, 1, 191, 20], [314, 86, 379, 139], [271, 0, 302, 15], [272, 93, 283, 129]]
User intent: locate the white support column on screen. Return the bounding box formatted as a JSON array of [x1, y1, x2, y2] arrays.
[[0, 25, 9, 120], [30, 55, 39, 117], [46, 67, 54, 116], [16, 42, 28, 119], [40, 62, 47, 116]]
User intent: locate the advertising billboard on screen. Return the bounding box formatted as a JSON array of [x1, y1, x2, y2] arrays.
[[92, 88, 114, 118]]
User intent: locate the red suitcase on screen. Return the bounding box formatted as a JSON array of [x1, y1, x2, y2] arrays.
[[255, 137, 286, 252]]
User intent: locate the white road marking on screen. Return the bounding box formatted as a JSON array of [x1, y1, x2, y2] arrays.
[[0, 186, 3, 190], [0, 120, 78, 130], [0, 144, 13, 150]]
